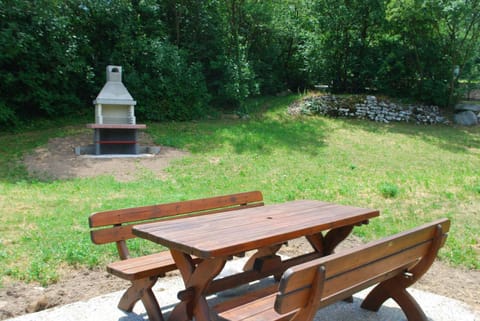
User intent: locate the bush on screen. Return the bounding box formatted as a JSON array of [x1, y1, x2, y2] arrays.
[[0, 101, 16, 126], [125, 41, 211, 121]]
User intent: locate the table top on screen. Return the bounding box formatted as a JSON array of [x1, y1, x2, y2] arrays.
[[132, 200, 379, 259]]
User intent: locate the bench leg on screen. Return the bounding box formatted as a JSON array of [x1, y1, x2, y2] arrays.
[[361, 282, 427, 321], [117, 276, 165, 321], [362, 224, 445, 321]]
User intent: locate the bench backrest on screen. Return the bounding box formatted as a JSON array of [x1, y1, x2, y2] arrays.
[[89, 191, 264, 259], [274, 218, 450, 318]]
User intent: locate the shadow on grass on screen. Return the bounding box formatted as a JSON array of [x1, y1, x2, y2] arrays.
[[149, 116, 328, 157], [223, 118, 327, 155], [333, 117, 480, 154]]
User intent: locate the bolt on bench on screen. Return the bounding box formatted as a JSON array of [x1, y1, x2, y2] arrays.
[[215, 218, 450, 321], [88, 191, 264, 321]]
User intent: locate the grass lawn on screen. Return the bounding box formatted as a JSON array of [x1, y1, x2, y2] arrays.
[[0, 95, 479, 286]]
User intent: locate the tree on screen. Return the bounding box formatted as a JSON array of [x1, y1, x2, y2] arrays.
[[434, 0, 480, 106], [309, 0, 385, 93], [0, 0, 91, 125]]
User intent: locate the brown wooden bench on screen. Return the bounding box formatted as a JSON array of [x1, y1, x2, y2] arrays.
[[89, 191, 264, 321], [215, 218, 450, 321]]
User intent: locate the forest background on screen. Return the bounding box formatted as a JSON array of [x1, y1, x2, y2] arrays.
[[1, 0, 479, 127]]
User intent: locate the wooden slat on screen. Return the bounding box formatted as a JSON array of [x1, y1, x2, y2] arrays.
[[217, 292, 294, 321], [107, 252, 202, 280], [89, 191, 264, 244], [91, 224, 135, 244], [132, 201, 379, 259], [279, 219, 449, 292], [107, 252, 176, 280], [90, 202, 264, 245], [89, 191, 264, 228], [207, 252, 320, 296], [274, 219, 450, 315], [214, 284, 279, 313]]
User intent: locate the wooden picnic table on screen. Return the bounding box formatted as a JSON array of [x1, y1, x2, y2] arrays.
[[132, 200, 379, 321]]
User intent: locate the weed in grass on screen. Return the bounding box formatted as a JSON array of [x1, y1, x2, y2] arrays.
[[65, 241, 99, 267], [443, 235, 479, 269], [379, 182, 399, 198], [474, 185, 480, 194], [28, 260, 58, 286]]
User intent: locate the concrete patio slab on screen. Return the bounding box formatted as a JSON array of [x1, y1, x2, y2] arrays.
[[7, 258, 479, 321]]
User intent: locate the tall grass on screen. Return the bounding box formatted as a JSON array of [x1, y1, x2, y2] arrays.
[[0, 95, 479, 285]]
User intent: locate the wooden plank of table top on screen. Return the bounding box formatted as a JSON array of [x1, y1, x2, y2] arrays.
[[137, 201, 372, 236], [133, 200, 379, 258], [134, 201, 378, 257], [162, 203, 369, 244], [136, 201, 376, 239]]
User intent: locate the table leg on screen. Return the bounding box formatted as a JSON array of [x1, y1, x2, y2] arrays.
[[305, 233, 325, 254], [323, 225, 355, 255], [242, 243, 283, 271], [307, 223, 367, 256], [169, 249, 226, 321]]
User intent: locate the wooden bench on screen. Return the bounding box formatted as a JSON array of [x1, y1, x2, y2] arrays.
[[215, 218, 450, 321], [89, 191, 264, 321]]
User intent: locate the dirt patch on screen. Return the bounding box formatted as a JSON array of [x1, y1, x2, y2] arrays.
[[23, 131, 189, 182], [0, 133, 479, 319], [0, 268, 128, 320], [1, 238, 479, 320]]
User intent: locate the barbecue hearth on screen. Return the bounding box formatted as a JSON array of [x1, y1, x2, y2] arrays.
[[75, 66, 159, 156]]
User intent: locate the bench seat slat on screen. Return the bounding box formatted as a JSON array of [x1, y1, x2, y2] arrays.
[[107, 252, 176, 280], [218, 294, 293, 321], [107, 251, 203, 280]]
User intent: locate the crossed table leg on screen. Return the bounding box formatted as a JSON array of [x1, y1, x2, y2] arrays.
[[167, 249, 226, 321], [166, 222, 367, 321]]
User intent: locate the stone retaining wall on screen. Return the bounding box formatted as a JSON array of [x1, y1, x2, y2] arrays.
[[293, 95, 448, 125]]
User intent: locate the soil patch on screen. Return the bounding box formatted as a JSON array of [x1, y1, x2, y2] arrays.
[[1, 133, 478, 319], [23, 131, 189, 182], [1, 238, 479, 320]]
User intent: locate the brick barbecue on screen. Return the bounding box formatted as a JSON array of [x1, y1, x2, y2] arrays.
[[87, 65, 145, 155]]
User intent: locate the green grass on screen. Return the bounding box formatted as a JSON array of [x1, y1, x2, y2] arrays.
[[0, 95, 479, 285]]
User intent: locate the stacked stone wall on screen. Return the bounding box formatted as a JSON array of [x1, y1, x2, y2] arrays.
[[292, 95, 448, 125]]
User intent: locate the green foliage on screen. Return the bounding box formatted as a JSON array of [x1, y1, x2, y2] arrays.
[[1, 0, 479, 127], [379, 182, 399, 198], [211, 47, 258, 108], [310, 0, 386, 93], [126, 41, 211, 121], [0, 101, 16, 125], [0, 0, 93, 124]]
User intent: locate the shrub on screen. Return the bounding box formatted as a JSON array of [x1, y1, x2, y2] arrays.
[[126, 40, 211, 121]]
